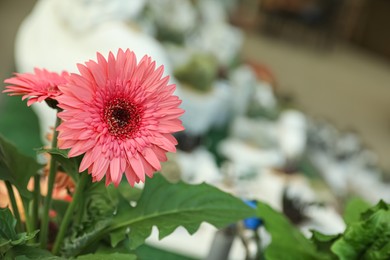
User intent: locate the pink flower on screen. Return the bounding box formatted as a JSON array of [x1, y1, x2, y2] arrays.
[[3, 68, 69, 106], [56, 49, 184, 186]]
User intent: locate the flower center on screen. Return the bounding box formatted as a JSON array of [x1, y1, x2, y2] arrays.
[[104, 98, 141, 139]]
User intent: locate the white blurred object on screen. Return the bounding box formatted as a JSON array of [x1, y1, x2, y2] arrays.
[[175, 147, 222, 185], [218, 138, 285, 173], [197, 0, 228, 24], [163, 43, 194, 70], [311, 152, 349, 197], [57, 0, 146, 33], [187, 22, 243, 67], [253, 81, 277, 111], [230, 117, 278, 148], [15, 0, 171, 143], [301, 205, 346, 236], [310, 147, 390, 202], [15, 0, 168, 74], [146, 0, 197, 35], [229, 65, 257, 117], [241, 169, 345, 236], [348, 167, 390, 203], [277, 110, 307, 161], [178, 81, 231, 135], [211, 80, 233, 128]]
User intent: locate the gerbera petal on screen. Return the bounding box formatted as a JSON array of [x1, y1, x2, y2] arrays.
[[129, 155, 145, 182], [107, 52, 117, 82], [124, 166, 140, 187], [79, 154, 94, 173], [123, 50, 137, 80], [143, 147, 162, 170], [92, 157, 110, 181], [140, 155, 157, 178], [3, 68, 68, 106], [86, 60, 106, 88], [151, 145, 168, 162], [109, 157, 123, 187]]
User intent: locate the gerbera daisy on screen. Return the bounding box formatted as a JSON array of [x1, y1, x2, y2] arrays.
[[3, 68, 69, 106], [56, 49, 184, 186]]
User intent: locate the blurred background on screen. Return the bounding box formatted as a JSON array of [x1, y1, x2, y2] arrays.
[[1, 0, 389, 170], [0, 0, 389, 259], [232, 0, 390, 171]]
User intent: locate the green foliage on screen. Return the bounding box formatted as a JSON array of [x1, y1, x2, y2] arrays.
[[0, 208, 39, 257], [2, 245, 64, 260], [95, 239, 197, 260], [331, 201, 390, 260], [62, 181, 118, 257], [0, 96, 43, 158], [39, 147, 79, 182], [0, 207, 18, 241], [108, 174, 255, 249], [0, 135, 43, 200], [343, 197, 372, 225], [257, 200, 390, 260], [256, 202, 328, 260], [76, 253, 137, 260], [310, 230, 340, 259], [60, 174, 253, 257], [135, 244, 198, 260]]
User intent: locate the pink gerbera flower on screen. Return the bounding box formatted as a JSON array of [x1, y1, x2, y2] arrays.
[[56, 49, 184, 186], [3, 68, 69, 106]]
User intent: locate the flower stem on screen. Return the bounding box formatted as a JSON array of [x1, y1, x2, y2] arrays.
[[21, 197, 33, 234], [52, 172, 89, 255], [32, 175, 41, 232], [73, 190, 85, 227], [5, 181, 23, 233], [40, 116, 61, 249]]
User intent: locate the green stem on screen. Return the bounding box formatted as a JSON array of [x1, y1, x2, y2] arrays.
[[254, 227, 262, 259], [40, 116, 61, 249], [21, 197, 33, 233], [73, 191, 85, 227], [5, 181, 23, 233], [52, 172, 89, 255], [32, 175, 40, 231]]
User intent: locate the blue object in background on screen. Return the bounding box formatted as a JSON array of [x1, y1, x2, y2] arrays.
[[243, 200, 262, 230]]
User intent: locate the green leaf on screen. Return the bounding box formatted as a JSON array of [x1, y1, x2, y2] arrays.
[[343, 197, 372, 225], [96, 239, 197, 260], [0, 208, 39, 257], [11, 230, 39, 246], [62, 181, 117, 257], [0, 135, 43, 199], [107, 182, 142, 203], [331, 200, 390, 260], [256, 202, 329, 260], [109, 174, 255, 249], [0, 208, 18, 240], [4, 245, 64, 260], [135, 244, 198, 260], [360, 200, 388, 221], [62, 219, 111, 258], [76, 253, 137, 260], [38, 148, 79, 181], [0, 96, 43, 158], [310, 230, 340, 259]]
